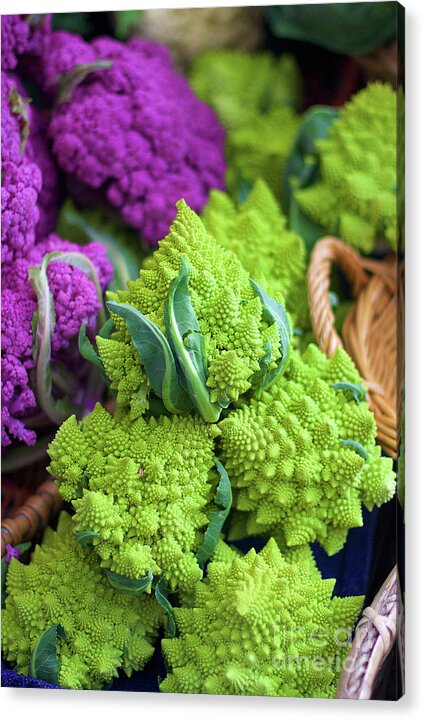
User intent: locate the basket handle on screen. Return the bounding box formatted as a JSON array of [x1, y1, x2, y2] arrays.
[[308, 237, 370, 357], [1, 480, 62, 558]]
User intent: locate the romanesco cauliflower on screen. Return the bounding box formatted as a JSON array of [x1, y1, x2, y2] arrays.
[[294, 83, 397, 253], [202, 179, 309, 329], [2, 512, 163, 690], [219, 344, 396, 555], [190, 50, 301, 199], [47, 403, 223, 591], [102, 200, 290, 422], [160, 538, 364, 696]]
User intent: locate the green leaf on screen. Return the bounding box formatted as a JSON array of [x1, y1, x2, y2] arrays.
[[7, 86, 31, 155], [288, 197, 325, 257], [76, 530, 100, 548], [249, 280, 291, 390], [52, 11, 95, 37], [78, 322, 109, 385], [333, 382, 367, 405], [29, 624, 67, 684], [250, 337, 273, 391], [56, 60, 113, 104], [165, 258, 221, 423], [98, 318, 114, 339], [106, 570, 153, 595], [154, 576, 176, 638], [284, 106, 339, 255], [107, 301, 192, 415], [114, 10, 141, 39], [56, 200, 143, 293], [29, 255, 80, 425], [235, 169, 254, 206], [341, 439, 369, 461], [196, 460, 232, 567], [266, 3, 397, 55]]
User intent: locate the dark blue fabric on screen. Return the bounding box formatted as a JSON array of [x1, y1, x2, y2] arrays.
[[1, 662, 63, 689], [311, 505, 380, 597]]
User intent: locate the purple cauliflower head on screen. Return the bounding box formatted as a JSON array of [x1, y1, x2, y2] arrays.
[[1, 235, 113, 448], [1, 15, 30, 71], [1, 14, 51, 71], [39, 32, 226, 244], [1, 160, 41, 267], [1, 71, 61, 266]]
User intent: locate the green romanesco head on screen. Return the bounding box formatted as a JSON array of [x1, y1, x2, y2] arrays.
[[202, 179, 309, 330], [219, 344, 396, 555], [47, 403, 222, 591], [160, 538, 364, 697], [190, 50, 301, 129], [2, 512, 164, 690], [101, 200, 290, 421], [294, 82, 397, 253], [190, 50, 301, 200]]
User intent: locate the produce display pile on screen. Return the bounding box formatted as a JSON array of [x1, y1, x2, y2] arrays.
[[1, 9, 401, 698]]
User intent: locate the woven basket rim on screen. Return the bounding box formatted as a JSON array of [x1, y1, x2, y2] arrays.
[[308, 236, 400, 458], [336, 565, 403, 699]]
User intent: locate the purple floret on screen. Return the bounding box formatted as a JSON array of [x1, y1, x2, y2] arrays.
[[1, 15, 30, 71], [1, 235, 113, 448], [1, 14, 52, 71], [1, 290, 37, 447], [40, 31, 226, 244], [1, 72, 61, 265], [1, 161, 42, 266]]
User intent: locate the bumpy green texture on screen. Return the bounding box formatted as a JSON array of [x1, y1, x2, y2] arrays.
[[2, 512, 163, 690], [102, 200, 285, 416], [47, 403, 220, 591], [160, 538, 364, 696], [190, 50, 301, 199], [202, 179, 309, 329], [219, 344, 396, 555], [294, 83, 397, 253]]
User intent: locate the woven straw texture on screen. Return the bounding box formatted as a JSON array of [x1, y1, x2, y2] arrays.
[[308, 237, 401, 458], [336, 565, 403, 699], [1, 479, 61, 558]]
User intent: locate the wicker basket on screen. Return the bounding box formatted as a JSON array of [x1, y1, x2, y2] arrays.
[[308, 236, 401, 459], [1, 478, 61, 558], [336, 565, 404, 699]]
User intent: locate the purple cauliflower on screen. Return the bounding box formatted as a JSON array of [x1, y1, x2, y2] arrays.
[[1, 71, 61, 266], [1, 235, 113, 448], [38, 31, 226, 244], [1, 14, 51, 71], [1, 15, 30, 71], [1, 160, 41, 267]]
